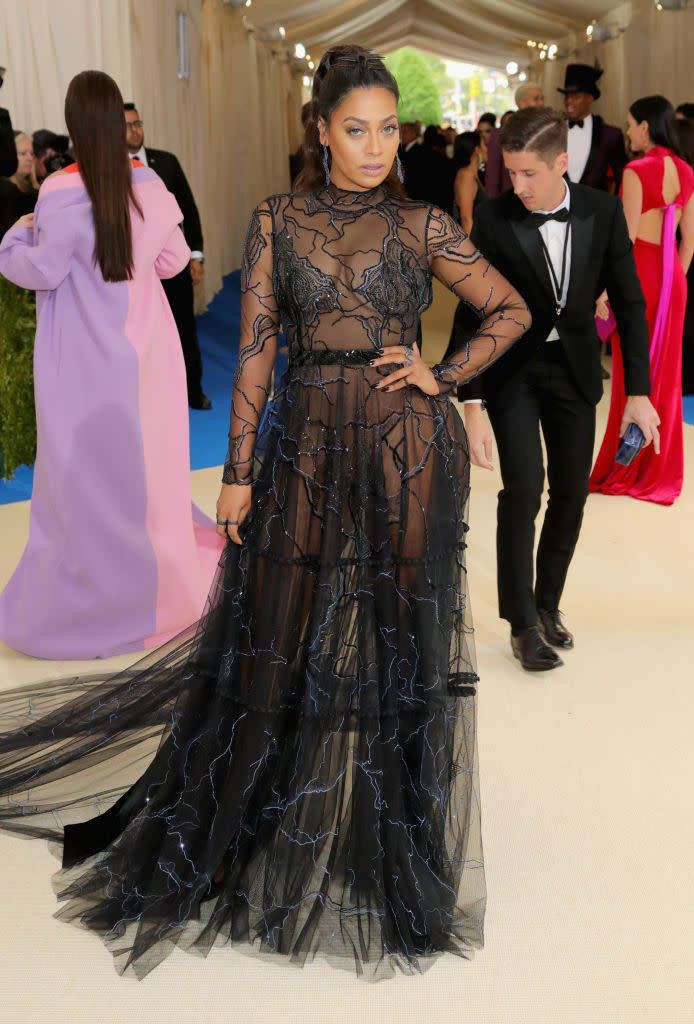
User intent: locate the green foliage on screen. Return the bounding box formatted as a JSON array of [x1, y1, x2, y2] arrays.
[[0, 275, 36, 479], [385, 48, 445, 126]]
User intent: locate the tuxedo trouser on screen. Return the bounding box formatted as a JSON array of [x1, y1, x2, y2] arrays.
[[162, 267, 205, 404], [485, 341, 596, 630]]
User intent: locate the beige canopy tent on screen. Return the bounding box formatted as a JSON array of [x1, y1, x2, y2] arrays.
[[1, 0, 692, 304]]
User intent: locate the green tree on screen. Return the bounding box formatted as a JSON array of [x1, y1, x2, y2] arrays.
[[385, 48, 444, 125]]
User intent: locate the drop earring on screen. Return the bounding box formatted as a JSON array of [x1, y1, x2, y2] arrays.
[[396, 151, 404, 183], [322, 144, 331, 185]]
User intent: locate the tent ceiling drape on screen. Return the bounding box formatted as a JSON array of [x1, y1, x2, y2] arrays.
[[245, 0, 621, 68]]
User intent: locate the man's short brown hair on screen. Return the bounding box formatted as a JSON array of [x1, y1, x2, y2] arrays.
[[499, 107, 568, 164]]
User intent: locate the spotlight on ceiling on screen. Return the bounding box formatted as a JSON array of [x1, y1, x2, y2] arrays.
[[586, 20, 615, 41], [222, 0, 251, 8], [506, 60, 519, 76], [519, 72, 527, 82], [294, 43, 306, 58], [654, 0, 688, 8], [259, 24, 285, 41]]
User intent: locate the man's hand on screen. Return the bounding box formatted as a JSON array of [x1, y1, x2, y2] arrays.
[[463, 403, 494, 470], [190, 259, 204, 286], [16, 213, 34, 230], [621, 395, 661, 454]]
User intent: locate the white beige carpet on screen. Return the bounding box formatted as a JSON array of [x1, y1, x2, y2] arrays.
[[0, 281, 692, 1023]]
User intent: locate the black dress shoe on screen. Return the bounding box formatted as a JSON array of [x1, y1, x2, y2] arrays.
[[510, 626, 563, 671], [537, 608, 574, 649], [190, 394, 212, 410]]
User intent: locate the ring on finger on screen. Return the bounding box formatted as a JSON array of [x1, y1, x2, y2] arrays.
[[403, 345, 414, 365]]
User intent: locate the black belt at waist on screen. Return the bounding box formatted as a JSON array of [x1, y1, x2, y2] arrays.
[[291, 349, 376, 367]]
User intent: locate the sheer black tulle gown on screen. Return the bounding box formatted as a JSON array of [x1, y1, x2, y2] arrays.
[[0, 185, 529, 978]]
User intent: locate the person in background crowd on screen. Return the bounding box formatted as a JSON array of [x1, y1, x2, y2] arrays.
[[476, 112, 496, 147], [675, 103, 694, 122], [452, 130, 487, 235], [124, 102, 211, 410], [442, 125, 457, 158], [485, 82, 544, 197], [31, 130, 72, 182], [403, 123, 453, 212], [590, 95, 694, 503], [557, 63, 626, 192], [0, 65, 16, 178], [289, 101, 312, 185], [0, 71, 223, 659], [675, 116, 694, 393], [0, 131, 38, 240], [500, 110, 514, 127], [476, 112, 496, 187]]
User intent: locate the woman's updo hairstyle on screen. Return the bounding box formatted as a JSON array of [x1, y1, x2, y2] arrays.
[[294, 44, 405, 195]]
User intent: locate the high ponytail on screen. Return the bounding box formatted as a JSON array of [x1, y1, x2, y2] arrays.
[[295, 45, 405, 196]]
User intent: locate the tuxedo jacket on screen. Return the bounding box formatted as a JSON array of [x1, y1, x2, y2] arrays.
[[144, 147, 203, 252], [457, 184, 650, 406], [572, 115, 627, 192]]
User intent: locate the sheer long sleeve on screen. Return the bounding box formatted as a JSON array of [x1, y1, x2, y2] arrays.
[[222, 201, 279, 484], [425, 207, 530, 393]]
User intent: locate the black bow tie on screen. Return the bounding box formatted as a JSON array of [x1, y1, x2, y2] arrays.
[[568, 118, 584, 129], [531, 208, 570, 227]]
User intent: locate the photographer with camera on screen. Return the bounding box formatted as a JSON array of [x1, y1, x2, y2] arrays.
[[32, 130, 73, 183]]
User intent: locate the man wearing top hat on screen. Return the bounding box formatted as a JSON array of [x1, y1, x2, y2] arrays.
[[558, 63, 626, 193]]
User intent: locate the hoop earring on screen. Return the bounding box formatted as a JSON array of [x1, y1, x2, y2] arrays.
[[322, 144, 331, 185], [396, 151, 404, 183]]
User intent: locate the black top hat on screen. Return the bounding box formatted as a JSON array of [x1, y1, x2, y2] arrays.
[[557, 63, 603, 100]]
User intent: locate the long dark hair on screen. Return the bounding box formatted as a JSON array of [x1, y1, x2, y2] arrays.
[[295, 45, 404, 196], [64, 70, 143, 282], [629, 95, 680, 155]]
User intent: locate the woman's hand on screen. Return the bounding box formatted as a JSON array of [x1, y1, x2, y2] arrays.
[[595, 290, 610, 320], [216, 482, 252, 545], [16, 213, 34, 230], [371, 345, 439, 396]]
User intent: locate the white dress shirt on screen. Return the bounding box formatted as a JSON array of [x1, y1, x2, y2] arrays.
[[567, 113, 592, 184], [535, 181, 571, 341]]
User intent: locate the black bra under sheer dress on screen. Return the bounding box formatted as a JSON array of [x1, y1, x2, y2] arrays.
[[0, 183, 529, 979]]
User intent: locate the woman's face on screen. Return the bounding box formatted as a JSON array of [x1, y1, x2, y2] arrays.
[[626, 113, 649, 155], [15, 135, 34, 178], [318, 86, 400, 191]]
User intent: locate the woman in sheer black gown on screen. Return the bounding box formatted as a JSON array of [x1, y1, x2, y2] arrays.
[[0, 47, 530, 978]]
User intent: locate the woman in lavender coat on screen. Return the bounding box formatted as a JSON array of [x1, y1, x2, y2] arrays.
[[0, 71, 222, 659]]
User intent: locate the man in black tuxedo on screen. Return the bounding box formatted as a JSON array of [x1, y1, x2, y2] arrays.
[[558, 64, 626, 193], [456, 107, 659, 671], [124, 103, 211, 410]]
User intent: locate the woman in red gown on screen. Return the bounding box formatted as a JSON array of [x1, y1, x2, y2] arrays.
[[590, 95, 694, 504]]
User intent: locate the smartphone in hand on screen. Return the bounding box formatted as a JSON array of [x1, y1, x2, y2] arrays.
[[615, 422, 645, 466]]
